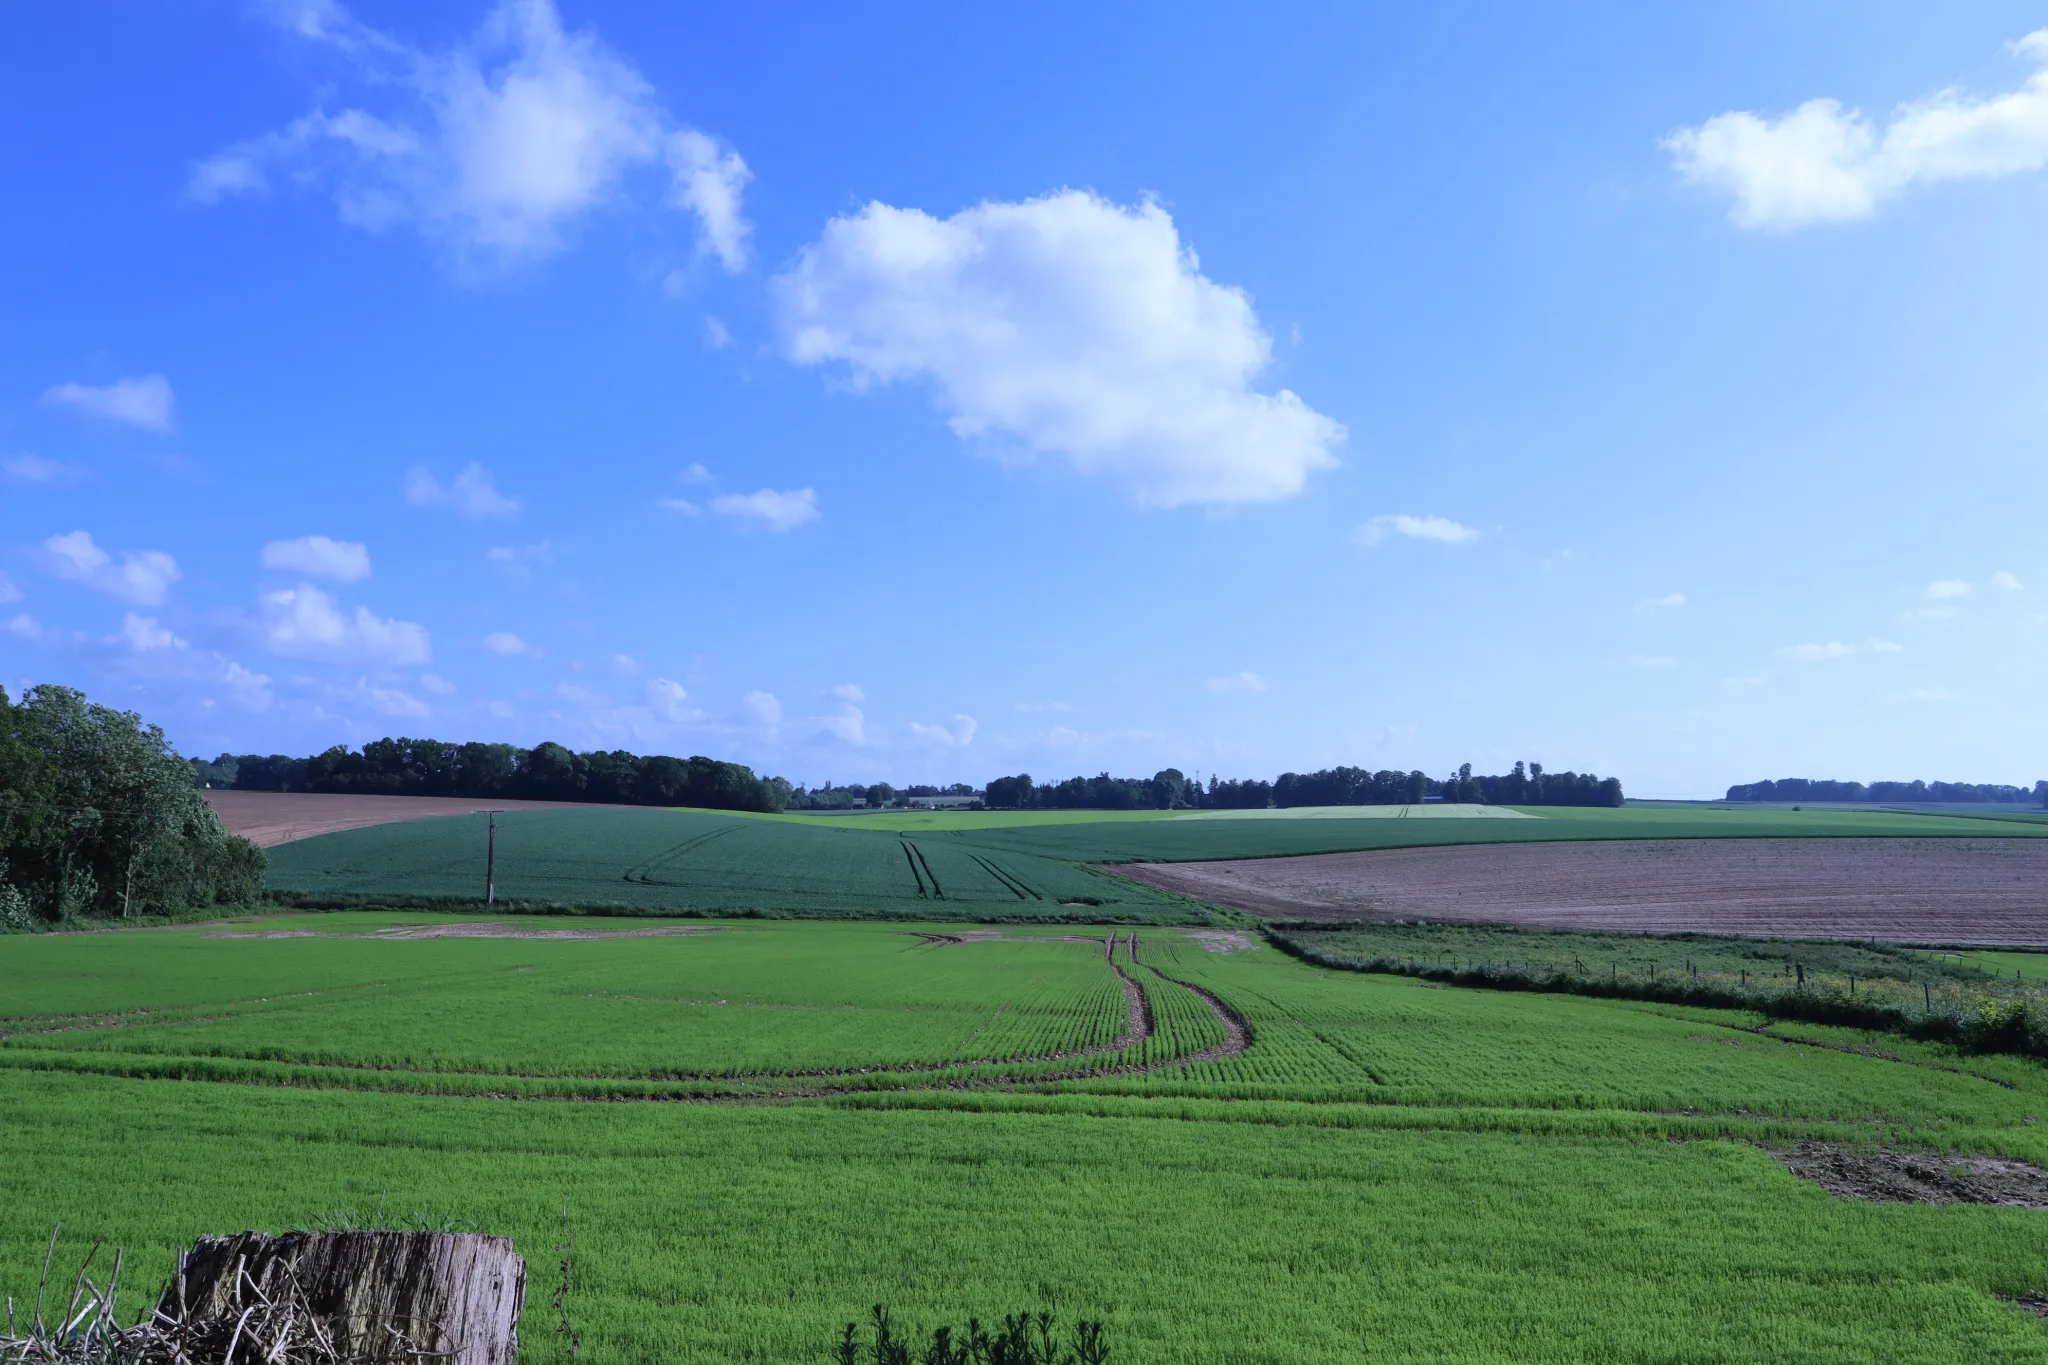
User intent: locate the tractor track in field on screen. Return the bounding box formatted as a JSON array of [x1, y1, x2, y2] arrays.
[[8, 932, 1258, 1099]]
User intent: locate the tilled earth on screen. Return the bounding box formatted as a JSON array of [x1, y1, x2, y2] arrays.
[[204, 790, 635, 846], [1116, 837, 2048, 944]]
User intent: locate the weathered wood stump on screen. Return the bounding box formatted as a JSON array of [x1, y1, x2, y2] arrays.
[[154, 1231, 525, 1365]]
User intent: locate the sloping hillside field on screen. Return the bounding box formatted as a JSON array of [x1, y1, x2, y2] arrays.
[[259, 800, 2048, 922], [7, 915, 2048, 1361], [263, 806, 1195, 919]]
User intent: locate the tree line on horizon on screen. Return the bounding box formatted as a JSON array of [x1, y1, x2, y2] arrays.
[[192, 739, 795, 813], [193, 740, 1625, 814], [985, 761, 1623, 810], [1726, 777, 2048, 805]]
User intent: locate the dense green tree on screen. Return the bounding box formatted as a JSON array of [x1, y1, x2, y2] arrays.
[[1, 686, 263, 923]]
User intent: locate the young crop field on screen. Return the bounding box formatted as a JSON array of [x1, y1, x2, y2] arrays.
[[262, 807, 1209, 921], [8, 914, 2048, 1362]]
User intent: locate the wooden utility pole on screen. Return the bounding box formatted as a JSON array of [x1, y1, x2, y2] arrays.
[[475, 811, 501, 905]]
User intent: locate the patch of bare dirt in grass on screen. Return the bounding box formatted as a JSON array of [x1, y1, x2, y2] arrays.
[[1775, 1140, 2048, 1206]]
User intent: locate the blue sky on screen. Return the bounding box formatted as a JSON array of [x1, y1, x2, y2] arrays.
[[4, 1, 2047, 797]]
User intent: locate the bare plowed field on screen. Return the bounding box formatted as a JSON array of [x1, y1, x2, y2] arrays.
[[204, 790, 628, 847], [1118, 838, 2048, 945]]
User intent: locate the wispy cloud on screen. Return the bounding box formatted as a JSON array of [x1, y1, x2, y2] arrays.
[[486, 540, 555, 579], [262, 535, 372, 582], [40, 531, 181, 606], [480, 630, 536, 657], [909, 715, 978, 747], [1629, 655, 1677, 669], [1636, 592, 1686, 613], [711, 487, 819, 532], [193, 0, 751, 272], [2, 454, 84, 484], [1669, 29, 2048, 229], [360, 680, 430, 718], [1207, 671, 1268, 693], [1354, 514, 1480, 547], [406, 463, 520, 517], [44, 375, 174, 431], [1924, 579, 1972, 600], [1778, 639, 1904, 661], [1993, 570, 2024, 591]]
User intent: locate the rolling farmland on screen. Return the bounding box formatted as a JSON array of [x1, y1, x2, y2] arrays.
[[262, 807, 1203, 921], [8, 914, 2048, 1361], [252, 798, 2048, 925]]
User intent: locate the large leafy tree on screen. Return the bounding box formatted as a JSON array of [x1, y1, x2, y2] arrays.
[[0, 685, 264, 922]]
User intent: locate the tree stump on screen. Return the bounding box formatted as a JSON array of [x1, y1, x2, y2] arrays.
[[154, 1231, 526, 1365]]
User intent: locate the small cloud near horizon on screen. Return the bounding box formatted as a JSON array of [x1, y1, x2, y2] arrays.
[[1354, 514, 1480, 547]]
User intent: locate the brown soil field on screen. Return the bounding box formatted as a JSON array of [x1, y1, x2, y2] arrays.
[[1117, 837, 2048, 945], [203, 790, 630, 847]]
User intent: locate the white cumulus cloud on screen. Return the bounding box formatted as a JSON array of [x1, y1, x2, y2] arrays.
[[262, 535, 372, 582], [1925, 578, 1973, 599], [1993, 570, 2024, 591], [1638, 592, 1687, 613], [1668, 30, 2048, 229], [260, 583, 430, 664], [711, 488, 819, 532], [647, 677, 696, 721], [775, 190, 1343, 507], [41, 531, 181, 606], [406, 463, 521, 517], [0, 573, 20, 606], [743, 690, 783, 727], [481, 630, 535, 656], [819, 704, 865, 745], [1354, 514, 1480, 547], [120, 614, 185, 653], [192, 0, 749, 270], [44, 375, 175, 431]]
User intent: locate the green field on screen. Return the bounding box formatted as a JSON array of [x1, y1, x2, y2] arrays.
[[263, 807, 1207, 921], [7, 914, 2048, 1362], [261, 801, 2048, 920]]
